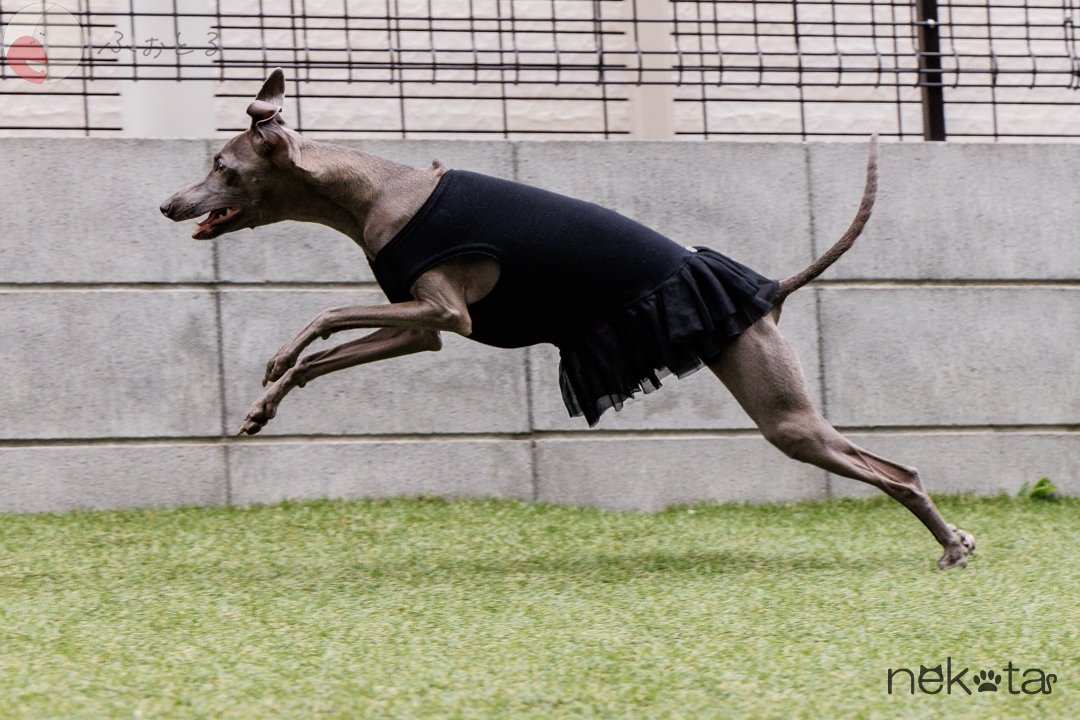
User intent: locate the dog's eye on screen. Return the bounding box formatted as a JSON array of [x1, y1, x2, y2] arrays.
[[214, 158, 226, 172]]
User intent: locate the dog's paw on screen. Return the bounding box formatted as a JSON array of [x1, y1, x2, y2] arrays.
[[263, 351, 295, 386], [237, 377, 291, 435], [937, 524, 976, 570], [238, 399, 276, 436], [948, 523, 976, 555], [237, 418, 264, 436], [937, 545, 968, 570]]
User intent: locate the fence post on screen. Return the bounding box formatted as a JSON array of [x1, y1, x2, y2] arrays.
[[916, 0, 947, 140], [625, 0, 675, 139]]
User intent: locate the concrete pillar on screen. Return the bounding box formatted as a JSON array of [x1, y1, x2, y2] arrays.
[[118, 0, 215, 137]]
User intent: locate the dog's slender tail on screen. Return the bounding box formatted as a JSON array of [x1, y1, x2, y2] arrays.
[[773, 135, 879, 304]]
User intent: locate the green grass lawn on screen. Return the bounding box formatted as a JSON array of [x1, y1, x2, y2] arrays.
[[0, 494, 1075, 719]]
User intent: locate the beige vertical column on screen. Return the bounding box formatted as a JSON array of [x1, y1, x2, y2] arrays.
[[625, 0, 675, 139], [119, 0, 215, 137]]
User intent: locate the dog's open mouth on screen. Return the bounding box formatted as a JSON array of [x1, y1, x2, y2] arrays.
[[193, 207, 241, 239]]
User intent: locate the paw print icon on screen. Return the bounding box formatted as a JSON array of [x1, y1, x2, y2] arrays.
[[973, 669, 1002, 692]]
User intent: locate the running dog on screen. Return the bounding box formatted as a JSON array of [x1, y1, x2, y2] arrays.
[[161, 69, 975, 570]]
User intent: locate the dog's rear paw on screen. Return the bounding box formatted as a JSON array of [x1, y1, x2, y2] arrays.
[[948, 523, 976, 555], [938, 545, 968, 570], [938, 524, 976, 570]]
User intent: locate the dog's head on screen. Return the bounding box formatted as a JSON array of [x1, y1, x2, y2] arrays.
[[159, 68, 306, 239]]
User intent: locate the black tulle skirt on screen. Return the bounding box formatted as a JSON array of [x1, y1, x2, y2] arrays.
[[558, 247, 778, 426]]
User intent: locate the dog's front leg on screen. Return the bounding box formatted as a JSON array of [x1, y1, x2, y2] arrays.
[[263, 267, 475, 385], [239, 327, 442, 435], [263, 297, 468, 385]]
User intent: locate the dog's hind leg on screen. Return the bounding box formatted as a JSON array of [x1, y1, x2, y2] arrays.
[[707, 317, 974, 569]]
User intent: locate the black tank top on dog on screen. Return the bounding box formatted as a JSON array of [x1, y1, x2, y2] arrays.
[[370, 170, 778, 426]]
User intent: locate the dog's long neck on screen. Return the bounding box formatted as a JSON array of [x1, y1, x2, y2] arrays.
[[290, 138, 446, 259]]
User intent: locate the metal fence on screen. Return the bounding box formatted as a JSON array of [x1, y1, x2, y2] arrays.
[[2, 0, 1078, 139]]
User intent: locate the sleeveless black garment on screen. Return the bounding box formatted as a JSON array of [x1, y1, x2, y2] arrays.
[[370, 170, 778, 426]]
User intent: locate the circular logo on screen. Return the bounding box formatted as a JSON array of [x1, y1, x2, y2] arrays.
[[2, 3, 85, 84]]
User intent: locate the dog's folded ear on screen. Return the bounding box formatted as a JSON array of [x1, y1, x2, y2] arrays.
[[247, 99, 283, 127], [246, 68, 297, 164], [246, 68, 288, 130]]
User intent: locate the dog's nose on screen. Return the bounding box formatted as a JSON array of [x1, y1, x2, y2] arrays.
[[160, 200, 173, 218]]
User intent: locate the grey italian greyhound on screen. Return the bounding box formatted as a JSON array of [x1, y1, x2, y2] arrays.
[[161, 69, 975, 570]]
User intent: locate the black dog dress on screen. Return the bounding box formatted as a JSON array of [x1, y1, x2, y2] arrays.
[[370, 170, 778, 426]]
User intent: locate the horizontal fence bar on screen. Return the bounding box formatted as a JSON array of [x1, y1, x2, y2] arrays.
[[1, 0, 1078, 140]]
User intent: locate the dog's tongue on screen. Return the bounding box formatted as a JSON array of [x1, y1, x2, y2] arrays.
[[193, 208, 227, 238], [193, 216, 215, 238]]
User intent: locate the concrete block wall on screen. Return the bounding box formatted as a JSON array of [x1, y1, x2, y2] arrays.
[[0, 139, 1076, 513]]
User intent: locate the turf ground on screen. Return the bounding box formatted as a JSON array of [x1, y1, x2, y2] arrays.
[[0, 494, 1075, 719]]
